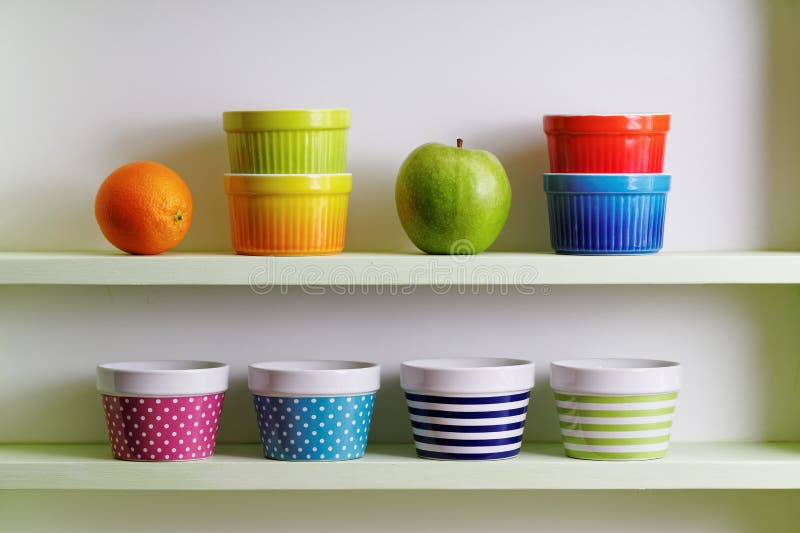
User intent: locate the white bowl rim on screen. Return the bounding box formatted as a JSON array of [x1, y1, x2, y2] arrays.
[[249, 360, 377, 372], [552, 358, 679, 371], [248, 360, 380, 396], [400, 357, 535, 395], [543, 113, 670, 117], [96, 360, 229, 396], [98, 360, 227, 372], [401, 357, 534, 370], [550, 357, 681, 395]]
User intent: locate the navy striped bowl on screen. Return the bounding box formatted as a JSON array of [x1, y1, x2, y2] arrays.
[[404, 390, 532, 460]]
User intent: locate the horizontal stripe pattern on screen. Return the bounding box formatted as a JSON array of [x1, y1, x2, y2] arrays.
[[416, 449, 521, 460], [557, 414, 673, 425], [412, 427, 524, 440], [555, 391, 677, 460], [555, 406, 675, 417], [405, 392, 530, 405], [412, 420, 525, 433], [554, 392, 677, 403], [409, 412, 528, 426], [407, 398, 530, 412], [409, 406, 528, 419], [559, 421, 672, 431], [406, 391, 531, 460], [560, 427, 670, 439], [555, 399, 676, 411]]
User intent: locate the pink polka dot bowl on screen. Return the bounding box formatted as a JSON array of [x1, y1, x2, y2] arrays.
[[96, 360, 229, 462]]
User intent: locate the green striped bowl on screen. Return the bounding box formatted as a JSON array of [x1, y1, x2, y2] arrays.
[[550, 358, 681, 461], [554, 390, 678, 460]]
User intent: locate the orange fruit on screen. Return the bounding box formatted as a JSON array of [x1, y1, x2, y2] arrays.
[[95, 161, 193, 255]]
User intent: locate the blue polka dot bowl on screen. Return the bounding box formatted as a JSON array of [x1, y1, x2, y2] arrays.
[[248, 361, 380, 461]]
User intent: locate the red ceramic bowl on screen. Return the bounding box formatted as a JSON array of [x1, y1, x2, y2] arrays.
[[543, 114, 670, 173]]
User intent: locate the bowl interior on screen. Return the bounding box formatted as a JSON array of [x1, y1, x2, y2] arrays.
[[403, 357, 532, 370], [250, 360, 376, 372], [99, 360, 226, 372], [554, 358, 679, 370]]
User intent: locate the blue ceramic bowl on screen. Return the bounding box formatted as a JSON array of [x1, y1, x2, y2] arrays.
[[253, 394, 375, 461], [248, 360, 380, 461], [543, 174, 671, 255]]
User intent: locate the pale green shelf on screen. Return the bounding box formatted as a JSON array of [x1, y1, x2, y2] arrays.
[[2, 251, 800, 285], [3, 442, 800, 490]]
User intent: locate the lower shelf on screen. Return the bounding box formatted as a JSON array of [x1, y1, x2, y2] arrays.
[[3, 442, 800, 490]]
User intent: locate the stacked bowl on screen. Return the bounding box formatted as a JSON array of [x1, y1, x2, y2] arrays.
[[222, 109, 352, 255], [542, 114, 672, 254]]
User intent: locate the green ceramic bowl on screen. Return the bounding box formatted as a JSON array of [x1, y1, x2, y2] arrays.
[[223, 109, 350, 174]]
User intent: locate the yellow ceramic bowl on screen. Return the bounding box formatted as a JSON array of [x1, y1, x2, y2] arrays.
[[224, 173, 352, 256]]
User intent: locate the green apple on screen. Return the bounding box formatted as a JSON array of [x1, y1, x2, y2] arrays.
[[395, 139, 511, 254]]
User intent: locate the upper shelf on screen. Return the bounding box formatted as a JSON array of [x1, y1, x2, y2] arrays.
[[1, 251, 800, 286]]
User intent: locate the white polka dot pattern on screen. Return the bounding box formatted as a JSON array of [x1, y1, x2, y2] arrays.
[[253, 394, 375, 461], [101, 394, 224, 462]]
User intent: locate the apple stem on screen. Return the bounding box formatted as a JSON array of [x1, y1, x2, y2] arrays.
[[457, 138, 463, 148]]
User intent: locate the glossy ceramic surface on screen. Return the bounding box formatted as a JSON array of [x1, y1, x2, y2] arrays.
[[223, 109, 350, 174], [544, 174, 670, 255], [253, 393, 375, 461], [551, 358, 681, 461], [102, 393, 224, 462], [400, 357, 535, 395], [248, 360, 380, 396], [96, 360, 229, 397], [224, 174, 352, 256], [550, 358, 682, 395], [400, 357, 534, 461], [404, 390, 531, 460], [544, 114, 670, 173]]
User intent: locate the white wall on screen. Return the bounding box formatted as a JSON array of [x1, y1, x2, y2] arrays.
[[1, 0, 793, 253], [3, 284, 800, 444]]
